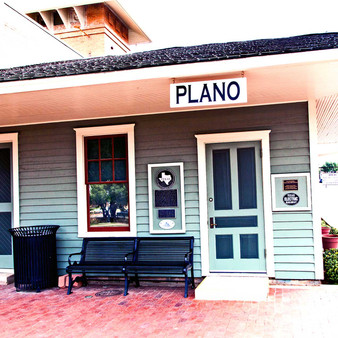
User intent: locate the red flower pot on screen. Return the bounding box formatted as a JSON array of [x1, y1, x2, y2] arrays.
[[322, 227, 331, 235], [322, 234, 338, 250]]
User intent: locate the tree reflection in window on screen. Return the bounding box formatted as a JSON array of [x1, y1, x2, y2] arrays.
[[89, 183, 128, 228]]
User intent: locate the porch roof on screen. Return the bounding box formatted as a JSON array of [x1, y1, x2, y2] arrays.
[[1, 32, 338, 130], [1, 32, 338, 82]]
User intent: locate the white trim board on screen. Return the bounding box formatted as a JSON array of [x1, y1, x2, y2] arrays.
[[308, 100, 324, 280], [0, 133, 19, 229], [195, 130, 274, 277], [74, 124, 136, 237]]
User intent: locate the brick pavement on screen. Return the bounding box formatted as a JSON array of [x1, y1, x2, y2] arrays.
[[0, 281, 337, 337]]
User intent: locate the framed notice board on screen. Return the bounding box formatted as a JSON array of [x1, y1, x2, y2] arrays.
[[271, 173, 311, 211], [148, 162, 186, 234]]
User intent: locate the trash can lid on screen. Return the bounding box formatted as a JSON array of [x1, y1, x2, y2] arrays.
[[8, 225, 60, 237]]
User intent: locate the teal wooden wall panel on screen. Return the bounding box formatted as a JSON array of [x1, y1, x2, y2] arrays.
[[273, 221, 313, 230], [0, 102, 313, 278], [274, 238, 314, 246], [274, 255, 314, 263], [274, 246, 314, 255], [274, 230, 313, 238], [273, 213, 313, 222], [275, 262, 315, 272], [275, 271, 315, 280]]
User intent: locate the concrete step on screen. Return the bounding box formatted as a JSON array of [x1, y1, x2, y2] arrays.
[[0, 271, 14, 285], [195, 274, 269, 301]]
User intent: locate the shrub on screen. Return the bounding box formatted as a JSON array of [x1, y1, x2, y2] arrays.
[[321, 218, 330, 228], [330, 227, 338, 235], [323, 249, 338, 283]]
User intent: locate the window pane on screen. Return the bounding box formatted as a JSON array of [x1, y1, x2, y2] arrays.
[[115, 160, 126, 181], [88, 183, 129, 228], [101, 161, 113, 181], [100, 138, 112, 159], [88, 161, 99, 182], [87, 139, 99, 160], [114, 136, 126, 158]]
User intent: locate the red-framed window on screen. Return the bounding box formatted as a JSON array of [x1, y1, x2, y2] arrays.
[[85, 134, 129, 232]]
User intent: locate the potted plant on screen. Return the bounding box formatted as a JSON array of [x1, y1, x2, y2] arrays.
[[323, 225, 338, 250], [323, 249, 338, 283], [321, 218, 331, 235]]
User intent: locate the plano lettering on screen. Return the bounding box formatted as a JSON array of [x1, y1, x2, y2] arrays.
[[170, 78, 247, 108]]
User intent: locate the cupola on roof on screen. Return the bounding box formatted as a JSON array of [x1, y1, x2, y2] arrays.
[[24, 1, 151, 57]]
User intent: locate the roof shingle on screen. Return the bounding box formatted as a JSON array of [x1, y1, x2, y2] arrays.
[[1, 33, 338, 82]]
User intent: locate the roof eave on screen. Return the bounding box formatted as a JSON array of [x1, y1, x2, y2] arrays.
[[1, 48, 338, 95]]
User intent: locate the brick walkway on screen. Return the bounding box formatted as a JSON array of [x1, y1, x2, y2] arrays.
[[0, 281, 337, 337]]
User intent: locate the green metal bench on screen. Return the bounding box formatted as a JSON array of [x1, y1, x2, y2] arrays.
[[123, 237, 195, 298], [66, 237, 137, 295], [66, 236, 195, 297]]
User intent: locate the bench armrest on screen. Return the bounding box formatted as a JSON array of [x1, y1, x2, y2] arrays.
[[124, 250, 136, 262], [68, 251, 83, 265], [184, 251, 193, 264]]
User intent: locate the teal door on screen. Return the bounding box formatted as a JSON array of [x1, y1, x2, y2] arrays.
[[206, 141, 266, 272], [0, 144, 13, 269]]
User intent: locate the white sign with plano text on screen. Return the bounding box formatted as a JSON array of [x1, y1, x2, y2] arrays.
[[170, 78, 247, 108]]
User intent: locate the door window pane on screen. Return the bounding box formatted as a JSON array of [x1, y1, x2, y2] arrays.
[[240, 234, 259, 259], [237, 147, 257, 209], [215, 216, 258, 228], [216, 235, 233, 259], [0, 212, 11, 255], [213, 149, 232, 210], [0, 148, 11, 203]]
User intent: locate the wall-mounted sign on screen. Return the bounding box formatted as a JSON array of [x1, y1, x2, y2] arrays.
[[271, 173, 311, 211], [158, 209, 176, 218], [283, 179, 298, 191], [283, 193, 299, 205], [170, 78, 247, 108], [156, 169, 175, 188], [159, 220, 175, 230], [148, 162, 186, 234]]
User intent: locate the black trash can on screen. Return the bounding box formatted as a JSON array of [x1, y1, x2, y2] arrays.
[[9, 225, 59, 292]]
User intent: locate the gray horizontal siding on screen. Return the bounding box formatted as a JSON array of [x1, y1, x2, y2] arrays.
[[2, 102, 313, 278], [16, 125, 80, 274], [272, 212, 314, 279], [267, 107, 313, 279]]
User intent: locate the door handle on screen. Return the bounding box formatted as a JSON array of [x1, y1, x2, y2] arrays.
[[209, 217, 217, 229]]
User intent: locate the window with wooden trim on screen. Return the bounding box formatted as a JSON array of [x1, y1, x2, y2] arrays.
[[85, 135, 129, 231]]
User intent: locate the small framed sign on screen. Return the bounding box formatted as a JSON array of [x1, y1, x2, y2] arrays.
[[271, 173, 311, 211], [148, 162, 186, 234]]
